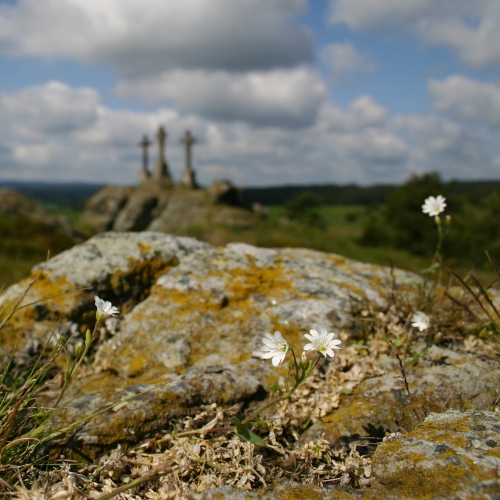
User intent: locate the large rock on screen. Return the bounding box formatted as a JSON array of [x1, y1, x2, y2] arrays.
[[301, 345, 500, 447], [80, 186, 132, 232], [0, 234, 418, 459], [80, 185, 258, 239], [208, 180, 244, 206], [113, 189, 168, 232], [0, 232, 209, 349], [147, 190, 257, 235], [372, 409, 500, 498]]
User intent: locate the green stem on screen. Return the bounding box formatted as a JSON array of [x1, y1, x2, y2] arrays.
[[54, 320, 100, 408], [241, 354, 321, 426]]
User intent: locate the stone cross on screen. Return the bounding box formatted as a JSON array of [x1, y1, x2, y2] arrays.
[[138, 135, 151, 178], [181, 130, 196, 173], [180, 130, 198, 188], [153, 126, 173, 186]]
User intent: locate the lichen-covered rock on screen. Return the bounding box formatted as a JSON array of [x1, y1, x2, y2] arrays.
[[93, 242, 411, 381], [0, 234, 419, 459], [301, 346, 500, 447], [49, 363, 262, 462], [0, 232, 209, 348], [372, 409, 500, 499], [201, 481, 359, 499]]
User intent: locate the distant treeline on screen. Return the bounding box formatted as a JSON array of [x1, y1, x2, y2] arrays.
[[243, 180, 500, 206], [243, 184, 397, 206], [0, 181, 104, 208], [2, 179, 500, 208]]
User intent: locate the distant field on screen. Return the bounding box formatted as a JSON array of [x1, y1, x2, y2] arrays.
[[216, 205, 431, 275], [0, 203, 491, 289]]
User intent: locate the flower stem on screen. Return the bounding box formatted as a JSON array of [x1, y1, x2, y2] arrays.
[[54, 320, 100, 408]]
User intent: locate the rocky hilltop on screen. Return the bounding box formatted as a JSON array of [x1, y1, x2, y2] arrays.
[[80, 181, 260, 243], [0, 232, 499, 498]]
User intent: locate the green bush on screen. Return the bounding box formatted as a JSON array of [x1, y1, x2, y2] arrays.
[[285, 191, 325, 228], [359, 172, 500, 267]]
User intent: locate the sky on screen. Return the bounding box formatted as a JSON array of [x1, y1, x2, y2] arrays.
[[1, 0, 500, 187]]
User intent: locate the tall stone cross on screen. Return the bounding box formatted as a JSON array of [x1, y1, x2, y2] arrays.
[[138, 135, 151, 179], [180, 130, 198, 188], [153, 126, 173, 186]]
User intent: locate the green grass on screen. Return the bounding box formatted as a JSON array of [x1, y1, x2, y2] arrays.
[[1, 203, 494, 289], [0, 212, 76, 287], [220, 205, 431, 275], [41, 202, 84, 225]]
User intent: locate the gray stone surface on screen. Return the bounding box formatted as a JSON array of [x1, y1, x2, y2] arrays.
[[301, 345, 500, 447], [50, 363, 262, 462], [80, 186, 132, 232], [112, 190, 168, 232], [0, 232, 209, 344], [80, 182, 251, 237], [207, 180, 243, 206], [372, 409, 500, 499]]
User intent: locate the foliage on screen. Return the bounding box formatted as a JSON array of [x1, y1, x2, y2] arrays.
[[284, 191, 325, 228], [0, 212, 76, 286], [360, 172, 500, 269]]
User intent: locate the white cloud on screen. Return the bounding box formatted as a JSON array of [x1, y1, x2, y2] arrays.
[[333, 129, 407, 164], [328, 0, 500, 69], [392, 113, 495, 178], [429, 75, 500, 128], [115, 66, 328, 128], [316, 96, 388, 132], [2, 80, 500, 186], [321, 42, 375, 85], [12, 142, 63, 168], [328, 0, 444, 30], [0, 0, 312, 76], [1, 81, 100, 134]]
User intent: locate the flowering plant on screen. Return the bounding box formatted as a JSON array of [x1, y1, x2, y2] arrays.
[[232, 328, 341, 445], [411, 311, 430, 332], [55, 296, 119, 406], [421, 195, 451, 287]]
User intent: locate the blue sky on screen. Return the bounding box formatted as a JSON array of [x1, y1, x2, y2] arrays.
[[1, 0, 500, 187]]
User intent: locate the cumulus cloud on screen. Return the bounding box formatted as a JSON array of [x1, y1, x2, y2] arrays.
[[316, 96, 388, 132], [328, 0, 500, 69], [321, 42, 375, 85], [2, 78, 500, 186], [392, 113, 495, 178], [429, 75, 500, 128], [0, 81, 205, 181], [0, 0, 312, 76], [115, 66, 327, 128], [1, 81, 100, 135], [0, 80, 408, 185]]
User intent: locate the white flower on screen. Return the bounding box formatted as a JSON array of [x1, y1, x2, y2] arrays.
[[260, 331, 289, 366], [303, 329, 341, 358], [411, 311, 430, 331], [422, 195, 446, 217], [95, 295, 119, 321]]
